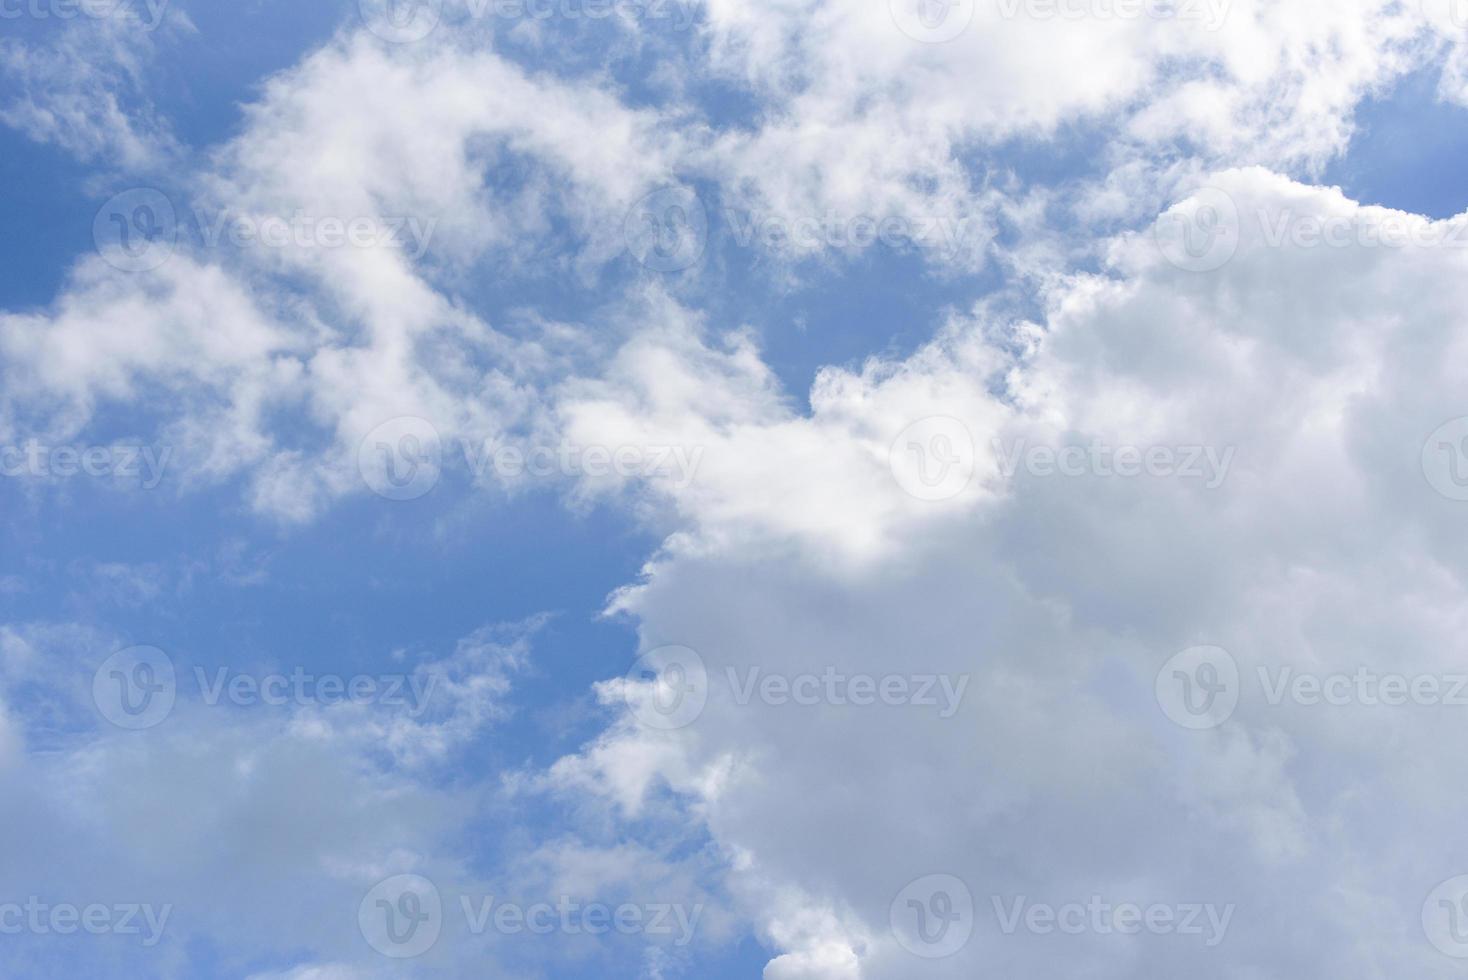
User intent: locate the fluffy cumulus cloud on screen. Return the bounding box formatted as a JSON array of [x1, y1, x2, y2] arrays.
[[689, 0, 1435, 272], [550, 170, 1468, 977], [4, 1, 1468, 978], [1, 25, 690, 522]]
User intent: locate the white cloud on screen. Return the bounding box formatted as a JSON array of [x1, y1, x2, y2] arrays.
[[0, 9, 188, 168], [551, 170, 1468, 976], [0, 25, 706, 521], [7, 8, 1468, 977], [0, 617, 565, 977], [678, 0, 1436, 276]]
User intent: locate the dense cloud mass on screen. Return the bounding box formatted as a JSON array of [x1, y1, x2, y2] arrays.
[[558, 168, 1468, 977], [3, 0, 1468, 977]]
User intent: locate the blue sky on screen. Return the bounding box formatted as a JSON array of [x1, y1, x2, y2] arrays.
[[7, 2, 1468, 978]]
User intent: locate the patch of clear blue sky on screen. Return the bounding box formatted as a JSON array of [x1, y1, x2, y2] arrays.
[[0, 132, 101, 307], [1324, 64, 1468, 218]]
